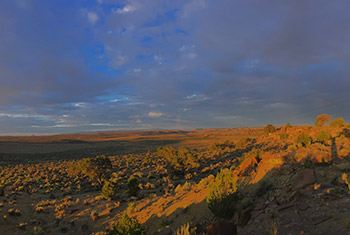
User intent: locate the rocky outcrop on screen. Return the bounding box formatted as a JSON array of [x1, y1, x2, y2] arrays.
[[292, 169, 317, 190]]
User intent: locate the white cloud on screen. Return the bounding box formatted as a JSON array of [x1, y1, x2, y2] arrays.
[[134, 68, 141, 72], [74, 102, 86, 107], [148, 112, 164, 118], [186, 53, 197, 60], [109, 99, 121, 103], [110, 55, 126, 67], [179, 108, 191, 112], [87, 11, 98, 25], [113, 4, 137, 14]]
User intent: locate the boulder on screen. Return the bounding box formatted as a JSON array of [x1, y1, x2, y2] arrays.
[[233, 208, 251, 227], [292, 169, 316, 190]]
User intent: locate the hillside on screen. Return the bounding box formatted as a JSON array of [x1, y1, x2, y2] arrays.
[[0, 125, 350, 234]]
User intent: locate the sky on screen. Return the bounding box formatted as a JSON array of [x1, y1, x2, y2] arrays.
[[1, 0, 350, 135]]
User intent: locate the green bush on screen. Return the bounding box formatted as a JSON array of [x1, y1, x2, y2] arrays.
[[296, 133, 312, 146], [101, 181, 116, 200], [207, 168, 240, 219], [263, 124, 276, 134], [113, 212, 145, 235], [157, 146, 199, 174], [329, 117, 346, 128], [316, 130, 331, 143], [127, 176, 139, 197], [279, 133, 288, 140]]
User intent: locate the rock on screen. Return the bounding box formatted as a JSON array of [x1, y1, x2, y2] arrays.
[[207, 221, 237, 235], [154, 228, 172, 235], [292, 169, 316, 190], [235, 208, 251, 227], [333, 161, 350, 171]]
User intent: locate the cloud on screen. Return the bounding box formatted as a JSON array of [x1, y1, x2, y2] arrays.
[[87, 11, 98, 24], [2, 0, 350, 134], [147, 112, 164, 118], [113, 4, 138, 14]]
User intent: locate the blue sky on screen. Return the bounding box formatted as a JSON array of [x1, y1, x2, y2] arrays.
[[1, 0, 350, 135]]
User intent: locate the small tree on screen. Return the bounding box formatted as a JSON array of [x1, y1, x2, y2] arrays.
[[329, 117, 346, 128], [263, 124, 276, 134], [315, 114, 332, 127], [80, 155, 112, 184]]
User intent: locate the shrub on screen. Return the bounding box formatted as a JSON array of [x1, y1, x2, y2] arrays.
[[279, 133, 288, 140], [296, 134, 312, 147], [157, 146, 199, 174], [330, 117, 346, 128], [127, 176, 139, 197], [285, 123, 292, 127], [316, 130, 331, 143], [264, 124, 276, 134], [207, 168, 240, 219], [113, 212, 145, 235], [101, 181, 116, 200], [315, 114, 332, 127], [0, 186, 4, 196], [235, 137, 254, 149]]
